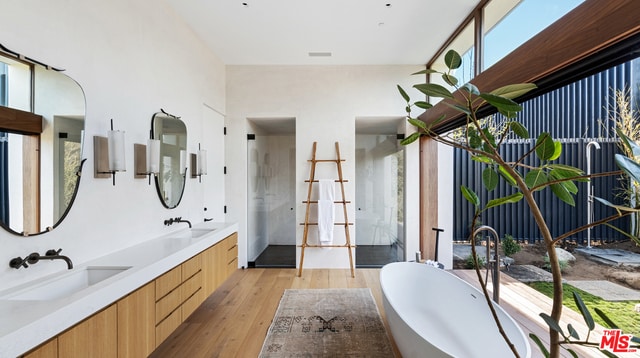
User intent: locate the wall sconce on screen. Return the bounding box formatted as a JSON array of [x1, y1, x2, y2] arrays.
[[134, 137, 160, 184], [190, 143, 207, 182], [94, 119, 126, 185]]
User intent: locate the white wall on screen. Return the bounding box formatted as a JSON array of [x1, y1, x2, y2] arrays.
[[0, 0, 226, 290], [226, 65, 424, 269]]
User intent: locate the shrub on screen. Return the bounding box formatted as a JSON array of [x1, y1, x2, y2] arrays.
[[502, 234, 521, 257], [465, 254, 486, 269], [543, 256, 569, 273]]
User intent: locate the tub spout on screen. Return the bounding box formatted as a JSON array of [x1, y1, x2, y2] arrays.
[[472, 225, 500, 304]]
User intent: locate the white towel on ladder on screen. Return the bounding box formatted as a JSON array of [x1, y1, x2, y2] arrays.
[[318, 179, 335, 246]]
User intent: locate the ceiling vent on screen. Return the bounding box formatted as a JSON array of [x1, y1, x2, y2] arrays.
[[308, 52, 332, 57]]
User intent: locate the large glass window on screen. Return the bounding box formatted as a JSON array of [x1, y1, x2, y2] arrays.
[[483, 0, 584, 70]]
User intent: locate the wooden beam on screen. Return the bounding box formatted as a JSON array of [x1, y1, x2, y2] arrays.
[[420, 136, 439, 260], [0, 106, 43, 135], [419, 0, 640, 131]]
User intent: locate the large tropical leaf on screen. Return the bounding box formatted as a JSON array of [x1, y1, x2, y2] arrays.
[[414, 101, 433, 109], [529, 334, 550, 358], [482, 167, 499, 191], [535, 133, 556, 161], [498, 165, 518, 187], [408, 118, 427, 131], [551, 182, 575, 206], [548, 141, 562, 161], [490, 83, 537, 99], [615, 153, 640, 184], [400, 132, 421, 146], [461, 185, 479, 207], [414, 83, 454, 99], [444, 49, 462, 70], [509, 121, 530, 139], [525, 169, 548, 189], [442, 73, 458, 87], [485, 192, 523, 209], [573, 291, 595, 331], [479, 93, 522, 113], [540, 313, 566, 338], [397, 85, 410, 102], [411, 68, 439, 76], [461, 83, 480, 96]]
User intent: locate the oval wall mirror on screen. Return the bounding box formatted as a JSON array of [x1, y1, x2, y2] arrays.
[[0, 45, 86, 236], [152, 110, 187, 209]]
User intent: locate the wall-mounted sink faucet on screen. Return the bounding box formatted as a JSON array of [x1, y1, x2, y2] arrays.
[[9, 249, 73, 270], [164, 217, 192, 228]]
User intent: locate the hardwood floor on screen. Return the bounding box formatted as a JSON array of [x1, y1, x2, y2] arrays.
[[151, 267, 610, 358], [149, 268, 400, 357]]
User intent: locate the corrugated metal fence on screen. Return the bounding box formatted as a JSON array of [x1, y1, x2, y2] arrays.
[[452, 59, 639, 243]]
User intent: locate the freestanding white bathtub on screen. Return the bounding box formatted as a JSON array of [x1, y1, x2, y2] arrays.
[[380, 262, 531, 358]]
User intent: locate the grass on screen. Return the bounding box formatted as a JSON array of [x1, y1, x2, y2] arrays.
[[529, 282, 640, 337]]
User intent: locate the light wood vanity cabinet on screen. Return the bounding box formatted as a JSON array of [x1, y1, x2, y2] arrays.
[[154, 253, 204, 345], [22, 232, 238, 358]]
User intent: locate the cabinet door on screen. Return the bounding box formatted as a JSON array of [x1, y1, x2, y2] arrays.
[[23, 338, 57, 358], [58, 304, 117, 358], [202, 243, 221, 297], [118, 281, 155, 358]]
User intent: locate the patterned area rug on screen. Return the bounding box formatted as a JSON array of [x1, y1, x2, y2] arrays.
[[259, 288, 396, 357]]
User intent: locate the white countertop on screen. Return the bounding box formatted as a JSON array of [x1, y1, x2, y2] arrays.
[[0, 221, 238, 358]]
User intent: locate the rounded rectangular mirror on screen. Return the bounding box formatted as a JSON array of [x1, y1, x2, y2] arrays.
[[152, 110, 187, 209], [0, 45, 85, 236]]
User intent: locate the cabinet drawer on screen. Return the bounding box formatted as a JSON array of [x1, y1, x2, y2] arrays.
[[181, 271, 202, 300], [226, 243, 237, 263], [156, 287, 181, 324], [155, 308, 181, 346], [156, 266, 181, 299], [224, 233, 238, 249], [227, 257, 238, 276], [182, 254, 201, 281], [181, 288, 204, 320]]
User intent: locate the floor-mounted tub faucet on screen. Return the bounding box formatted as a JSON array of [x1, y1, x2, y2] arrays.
[[9, 248, 73, 270], [472, 225, 500, 304]]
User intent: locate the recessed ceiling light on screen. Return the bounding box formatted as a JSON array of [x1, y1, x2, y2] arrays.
[[308, 52, 332, 57]]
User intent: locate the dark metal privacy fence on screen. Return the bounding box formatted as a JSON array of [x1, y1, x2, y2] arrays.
[[452, 58, 639, 244], [453, 140, 628, 244]]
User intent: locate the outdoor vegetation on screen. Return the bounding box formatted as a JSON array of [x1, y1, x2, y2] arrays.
[[398, 49, 640, 357], [530, 282, 640, 337]]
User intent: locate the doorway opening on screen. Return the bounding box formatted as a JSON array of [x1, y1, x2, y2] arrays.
[[355, 118, 405, 267], [247, 118, 296, 268]]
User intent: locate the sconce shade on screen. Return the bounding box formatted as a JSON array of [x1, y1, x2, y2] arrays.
[[107, 130, 126, 172], [197, 149, 207, 175], [147, 139, 160, 174]]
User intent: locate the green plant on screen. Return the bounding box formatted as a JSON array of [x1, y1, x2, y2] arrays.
[[502, 234, 521, 257], [543, 256, 569, 273], [465, 254, 486, 269], [398, 49, 638, 357]]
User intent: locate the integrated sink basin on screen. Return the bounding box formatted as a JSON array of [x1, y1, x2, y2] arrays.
[[190, 228, 216, 238], [1, 266, 131, 301]]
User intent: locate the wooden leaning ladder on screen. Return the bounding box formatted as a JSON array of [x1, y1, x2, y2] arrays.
[[298, 142, 355, 277]]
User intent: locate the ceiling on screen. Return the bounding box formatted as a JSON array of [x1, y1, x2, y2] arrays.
[[165, 0, 480, 65]]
